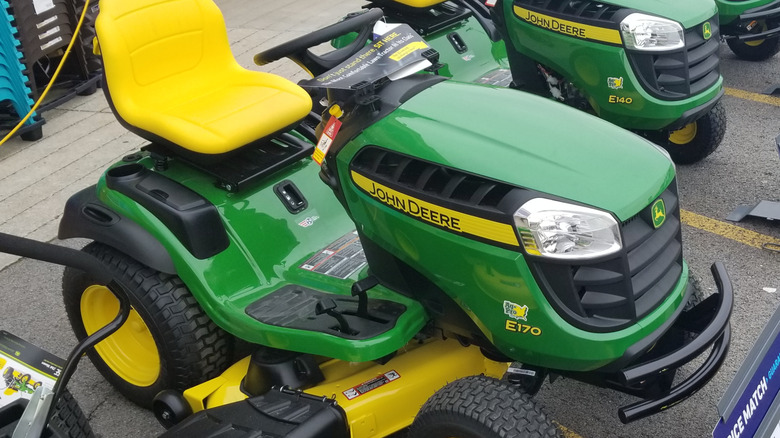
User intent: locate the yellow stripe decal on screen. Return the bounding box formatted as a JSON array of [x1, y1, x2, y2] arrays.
[[351, 171, 520, 247], [514, 5, 622, 44], [681, 209, 780, 250]]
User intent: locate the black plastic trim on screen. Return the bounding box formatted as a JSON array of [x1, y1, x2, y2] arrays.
[[104, 164, 230, 260], [617, 262, 733, 422], [666, 87, 724, 131], [160, 387, 349, 438], [274, 180, 309, 214], [57, 185, 177, 274]]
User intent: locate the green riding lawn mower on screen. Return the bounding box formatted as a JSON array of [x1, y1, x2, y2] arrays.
[[719, 0, 780, 60], [49, 0, 734, 437], [363, 0, 776, 164]]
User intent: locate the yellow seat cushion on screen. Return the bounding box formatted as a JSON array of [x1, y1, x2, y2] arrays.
[[97, 0, 312, 155], [391, 0, 445, 8]]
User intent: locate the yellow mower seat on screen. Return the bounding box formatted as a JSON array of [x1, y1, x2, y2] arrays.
[[96, 0, 312, 155], [390, 0, 445, 7]]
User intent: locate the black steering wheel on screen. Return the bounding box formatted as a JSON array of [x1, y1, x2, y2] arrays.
[[254, 8, 385, 76]]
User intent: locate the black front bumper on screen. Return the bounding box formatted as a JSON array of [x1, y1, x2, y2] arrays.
[[723, 0, 780, 41], [617, 262, 733, 423], [561, 262, 733, 423]]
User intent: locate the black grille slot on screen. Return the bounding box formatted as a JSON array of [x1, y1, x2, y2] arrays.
[[528, 182, 683, 332], [351, 147, 514, 210], [514, 0, 622, 22], [627, 18, 720, 100]]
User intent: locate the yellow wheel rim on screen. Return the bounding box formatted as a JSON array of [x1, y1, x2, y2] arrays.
[[81, 285, 160, 386], [746, 22, 769, 47], [668, 122, 697, 145]]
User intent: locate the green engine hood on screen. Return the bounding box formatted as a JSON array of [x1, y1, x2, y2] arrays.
[[356, 81, 675, 221], [609, 0, 717, 27]]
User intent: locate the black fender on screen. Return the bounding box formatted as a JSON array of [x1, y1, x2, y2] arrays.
[[58, 185, 177, 274]]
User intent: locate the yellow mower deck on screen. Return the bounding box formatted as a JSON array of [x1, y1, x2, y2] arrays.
[[182, 337, 508, 437]]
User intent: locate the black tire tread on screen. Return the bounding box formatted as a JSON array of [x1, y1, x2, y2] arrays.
[[409, 375, 560, 438], [62, 242, 231, 408], [662, 100, 726, 165], [49, 390, 96, 438], [727, 36, 780, 61]]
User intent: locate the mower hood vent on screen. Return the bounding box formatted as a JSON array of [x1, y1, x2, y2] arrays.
[[513, 0, 622, 23], [350, 147, 517, 214]]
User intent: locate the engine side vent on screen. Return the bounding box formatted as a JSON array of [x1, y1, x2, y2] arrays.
[[513, 0, 622, 23], [351, 147, 516, 212]]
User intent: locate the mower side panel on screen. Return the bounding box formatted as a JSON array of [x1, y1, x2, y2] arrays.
[[93, 157, 427, 362]]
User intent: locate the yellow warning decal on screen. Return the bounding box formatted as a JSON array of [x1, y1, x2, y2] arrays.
[[514, 6, 622, 44], [390, 41, 429, 61], [351, 171, 520, 247]]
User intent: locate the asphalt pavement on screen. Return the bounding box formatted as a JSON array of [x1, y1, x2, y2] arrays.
[[0, 1, 779, 437]]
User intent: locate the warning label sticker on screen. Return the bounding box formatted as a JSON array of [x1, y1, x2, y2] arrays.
[[342, 370, 401, 400], [300, 231, 367, 279]]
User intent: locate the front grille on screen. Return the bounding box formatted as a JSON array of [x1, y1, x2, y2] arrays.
[[627, 18, 721, 100], [528, 181, 683, 332], [513, 0, 622, 22]]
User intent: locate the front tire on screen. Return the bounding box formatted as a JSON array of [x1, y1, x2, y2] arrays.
[[726, 28, 780, 61], [656, 101, 726, 165], [62, 243, 231, 408], [49, 390, 96, 438], [408, 375, 560, 438]]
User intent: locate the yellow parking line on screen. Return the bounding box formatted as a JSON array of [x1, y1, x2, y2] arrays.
[[724, 87, 780, 107], [680, 209, 780, 249], [555, 421, 585, 438]]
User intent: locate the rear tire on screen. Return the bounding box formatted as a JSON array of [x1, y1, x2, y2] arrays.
[[408, 375, 560, 438], [656, 101, 726, 165], [62, 243, 231, 408], [727, 34, 780, 61]]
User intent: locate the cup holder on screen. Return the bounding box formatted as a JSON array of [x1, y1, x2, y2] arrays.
[[106, 163, 148, 180]]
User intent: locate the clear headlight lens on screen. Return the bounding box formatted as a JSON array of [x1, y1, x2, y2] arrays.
[[514, 199, 622, 260], [620, 13, 684, 51]]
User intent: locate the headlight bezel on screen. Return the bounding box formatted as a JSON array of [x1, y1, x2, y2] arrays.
[[620, 13, 685, 52], [513, 198, 623, 261]]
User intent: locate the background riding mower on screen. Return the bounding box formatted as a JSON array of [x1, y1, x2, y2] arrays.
[[718, 0, 780, 60], [362, 0, 727, 164], [55, 0, 732, 436]]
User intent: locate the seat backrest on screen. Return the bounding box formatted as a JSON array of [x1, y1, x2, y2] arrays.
[[96, 0, 238, 112]]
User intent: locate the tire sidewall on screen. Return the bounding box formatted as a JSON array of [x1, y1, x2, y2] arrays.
[[727, 35, 780, 61], [659, 101, 726, 165], [62, 255, 170, 407]]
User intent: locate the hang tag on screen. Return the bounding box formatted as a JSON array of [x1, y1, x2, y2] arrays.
[[485, 0, 497, 6], [313, 116, 342, 165]]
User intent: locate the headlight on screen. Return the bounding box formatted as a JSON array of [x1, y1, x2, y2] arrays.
[[514, 199, 622, 260], [620, 13, 684, 51]]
